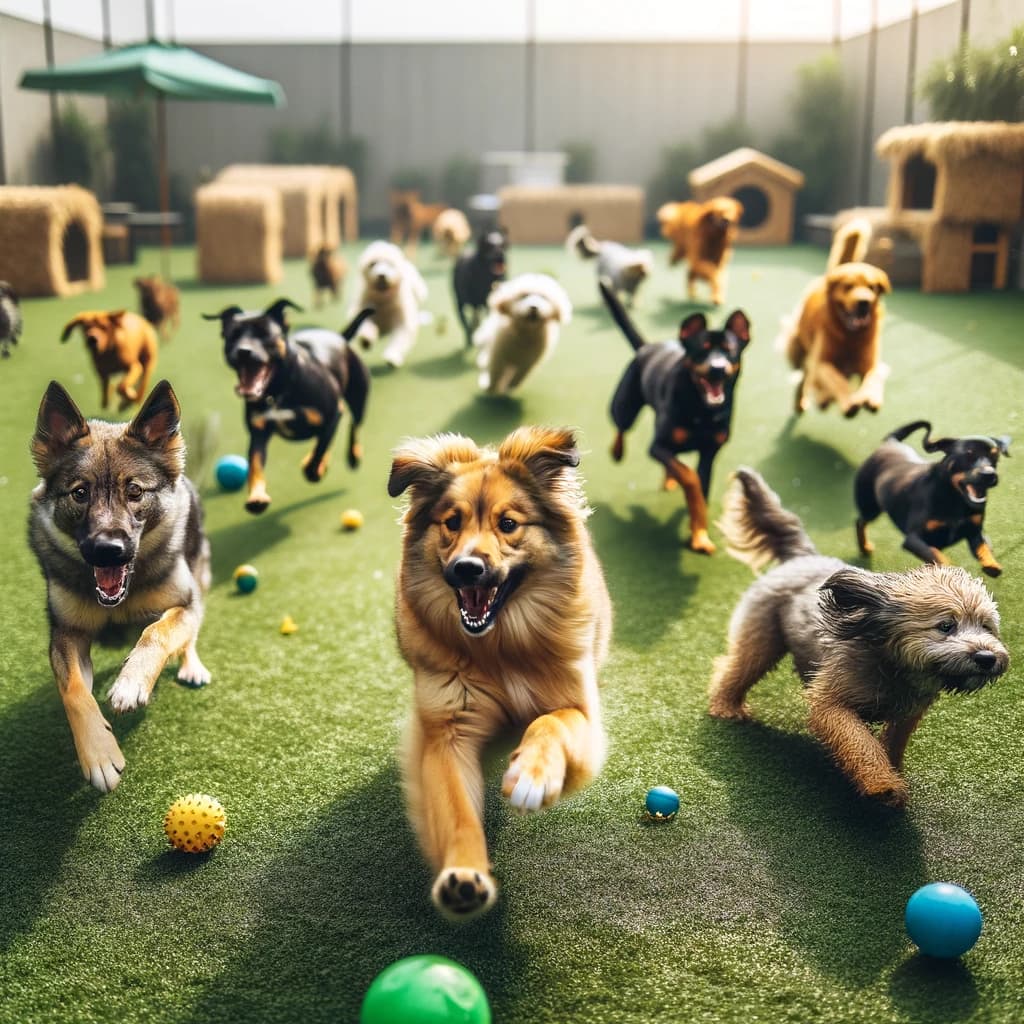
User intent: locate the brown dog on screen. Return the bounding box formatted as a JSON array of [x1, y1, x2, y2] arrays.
[[133, 275, 180, 341], [390, 189, 447, 256], [310, 245, 347, 307], [61, 310, 158, 411], [781, 251, 892, 418], [657, 196, 743, 306], [388, 427, 612, 920]]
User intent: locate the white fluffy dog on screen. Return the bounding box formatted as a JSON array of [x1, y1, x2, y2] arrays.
[[473, 273, 572, 395], [566, 224, 653, 306], [432, 208, 471, 259], [349, 241, 428, 368]]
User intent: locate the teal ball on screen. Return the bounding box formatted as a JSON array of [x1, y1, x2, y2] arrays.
[[215, 455, 248, 491], [645, 785, 680, 818], [360, 955, 491, 1024], [233, 564, 259, 594], [905, 883, 983, 958]]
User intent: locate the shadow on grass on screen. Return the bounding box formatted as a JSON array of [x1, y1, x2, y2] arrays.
[[589, 503, 699, 648], [0, 678, 143, 952], [171, 764, 529, 1024], [439, 394, 526, 444], [888, 954, 979, 1021], [407, 348, 473, 380], [205, 488, 345, 584], [694, 714, 928, 986]]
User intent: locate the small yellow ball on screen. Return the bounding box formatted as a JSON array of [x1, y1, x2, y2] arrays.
[[164, 793, 227, 854], [340, 508, 364, 531]]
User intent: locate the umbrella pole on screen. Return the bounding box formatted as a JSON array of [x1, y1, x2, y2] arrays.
[[156, 94, 171, 279]]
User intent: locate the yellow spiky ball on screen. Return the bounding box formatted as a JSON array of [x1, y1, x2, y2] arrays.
[[164, 793, 227, 854]]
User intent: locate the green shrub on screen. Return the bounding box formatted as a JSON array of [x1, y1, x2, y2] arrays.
[[390, 167, 433, 194], [770, 53, 851, 215], [562, 140, 596, 183], [53, 102, 106, 192], [267, 120, 369, 183], [107, 98, 158, 208], [919, 24, 1024, 121], [439, 154, 480, 207]]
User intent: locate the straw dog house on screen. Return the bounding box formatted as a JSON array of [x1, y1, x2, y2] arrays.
[[216, 164, 359, 254], [874, 122, 1024, 292], [497, 184, 645, 244], [0, 185, 105, 297], [688, 147, 805, 245], [196, 183, 283, 284]]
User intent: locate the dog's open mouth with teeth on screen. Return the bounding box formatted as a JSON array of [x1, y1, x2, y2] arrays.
[[696, 376, 727, 406], [957, 478, 992, 507], [93, 563, 134, 607], [453, 572, 522, 636], [234, 358, 273, 400], [838, 304, 875, 332]]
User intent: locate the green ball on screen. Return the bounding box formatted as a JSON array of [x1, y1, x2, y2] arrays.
[[233, 564, 259, 594], [360, 955, 491, 1024]]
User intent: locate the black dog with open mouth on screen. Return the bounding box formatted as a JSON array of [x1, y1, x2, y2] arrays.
[[601, 277, 750, 554], [204, 298, 373, 514], [453, 227, 508, 348], [855, 419, 1010, 576]]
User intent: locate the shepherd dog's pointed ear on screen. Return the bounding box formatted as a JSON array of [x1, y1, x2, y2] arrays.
[[32, 381, 90, 474], [498, 426, 580, 486], [264, 298, 303, 328], [678, 313, 707, 341], [388, 434, 481, 498], [125, 380, 181, 449], [724, 309, 751, 347]]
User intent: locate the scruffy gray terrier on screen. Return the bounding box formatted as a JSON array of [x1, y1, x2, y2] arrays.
[[566, 223, 653, 307], [0, 281, 22, 358], [708, 467, 1009, 809]]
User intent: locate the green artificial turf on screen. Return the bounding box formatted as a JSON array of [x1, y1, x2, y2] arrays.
[[1, 241, 1022, 1024]]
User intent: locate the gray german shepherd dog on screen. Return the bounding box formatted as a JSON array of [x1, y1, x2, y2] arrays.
[[29, 379, 210, 792]]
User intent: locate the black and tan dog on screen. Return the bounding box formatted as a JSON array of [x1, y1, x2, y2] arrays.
[[453, 228, 508, 348], [204, 298, 373, 515], [0, 280, 22, 358], [855, 420, 1010, 576], [29, 379, 210, 792], [601, 278, 751, 554]]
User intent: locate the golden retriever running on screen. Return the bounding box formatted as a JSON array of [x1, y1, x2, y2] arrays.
[[657, 196, 743, 306], [388, 426, 612, 921]]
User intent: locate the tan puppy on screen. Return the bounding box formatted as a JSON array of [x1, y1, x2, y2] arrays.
[[61, 310, 158, 411], [432, 208, 472, 259], [389, 427, 612, 920], [657, 196, 743, 306], [782, 260, 892, 417], [390, 189, 448, 257], [133, 275, 180, 341], [310, 245, 347, 307]]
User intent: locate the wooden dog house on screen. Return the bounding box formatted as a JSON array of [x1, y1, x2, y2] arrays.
[[0, 185, 105, 297], [874, 122, 1024, 292], [689, 148, 805, 245], [195, 183, 283, 285]]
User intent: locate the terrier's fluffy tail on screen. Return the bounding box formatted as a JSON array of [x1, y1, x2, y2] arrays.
[[566, 224, 600, 260], [827, 217, 872, 271], [718, 468, 818, 571]]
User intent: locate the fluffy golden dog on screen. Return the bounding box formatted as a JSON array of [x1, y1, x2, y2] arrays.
[[781, 249, 892, 418], [388, 427, 612, 920], [60, 310, 159, 411], [657, 196, 743, 306], [432, 208, 472, 259]]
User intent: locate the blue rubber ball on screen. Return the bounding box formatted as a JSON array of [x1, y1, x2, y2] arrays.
[[645, 785, 680, 818], [215, 455, 248, 491], [905, 883, 983, 958]]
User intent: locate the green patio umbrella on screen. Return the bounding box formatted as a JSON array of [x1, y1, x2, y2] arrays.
[[21, 41, 286, 271]]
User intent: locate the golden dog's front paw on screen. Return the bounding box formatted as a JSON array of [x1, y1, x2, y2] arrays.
[[74, 716, 125, 793], [689, 529, 716, 555], [432, 868, 497, 922], [502, 744, 567, 812]]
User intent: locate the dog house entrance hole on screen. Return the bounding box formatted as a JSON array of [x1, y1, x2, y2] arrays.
[[901, 156, 936, 210], [732, 186, 769, 229], [62, 220, 90, 283]]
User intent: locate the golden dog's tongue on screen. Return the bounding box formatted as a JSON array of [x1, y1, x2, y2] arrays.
[[95, 565, 127, 598]]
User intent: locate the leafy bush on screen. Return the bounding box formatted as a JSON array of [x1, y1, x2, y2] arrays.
[[770, 53, 851, 215], [439, 154, 480, 207], [919, 24, 1024, 121], [390, 167, 433, 194], [107, 98, 158, 208], [33, 102, 107, 192], [267, 120, 369, 183], [561, 140, 596, 183]]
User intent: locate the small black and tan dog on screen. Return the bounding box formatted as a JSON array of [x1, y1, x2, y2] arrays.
[[601, 278, 750, 554], [204, 298, 373, 514], [855, 420, 1010, 576], [0, 280, 22, 358], [453, 228, 508, 348]]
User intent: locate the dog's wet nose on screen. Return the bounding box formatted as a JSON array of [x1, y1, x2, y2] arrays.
[[972, 650, 998, 672], [81, 531, 132, 567], [446, 556, 487, 586], [977, 467, 998, 486], [855, 300, 871, 317]]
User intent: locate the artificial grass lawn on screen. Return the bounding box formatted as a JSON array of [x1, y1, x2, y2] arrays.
[[1, 240, 1022, 1024]]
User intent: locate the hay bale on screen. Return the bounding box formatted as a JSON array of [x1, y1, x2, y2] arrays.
[[0, 185, 105, 297], [195, 183, 282, 285], [497, 185, 645, 244]]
